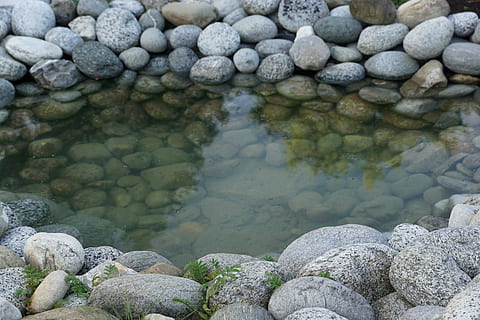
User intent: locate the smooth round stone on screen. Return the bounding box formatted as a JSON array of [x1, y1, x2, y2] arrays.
[[357, 23, 409, 56], [119, 47, 150, 71], [397, 0, 451, 28], [365, 51, 419, 80], [76, 0, 109, 18], [190, 56, 235, 85], [0, 297, 21, 320], [223, 7, 248, 25], [472, 23, 480, 43], [0, 21, 8, 40], [449, 12, 479, 37], [68, 16, 97, 41], [209, 0, 242, 18], [443, 42, 480, 75], [233, 48, 260, 73], [140, 27, 168, 53], [45, 27, 84, 56], [330, 5, 353, 18], [243, 0, 279, 15], [278, 0, 329, 32], [403, 17, 453, 60], [313, 16, 362, 44], [254, 39, 293, 58], [358, 86, 402, 104], [110, 0, 145, 17], [256, 53, 294, 83], [289, 35, 330, 71], [11, 0, 56, 38], [168, 47, 199, 77], [315, 62, 365, 86], [330, 46, 363, 62], [140, 56, 169, 76], [169, 25, 202, 49], [437, 84, 477, 98], [51, 0, 77, 26], [96, 8, 142, 53], [30, 59, 82, 90], [161, 2, 218, 28], [275, 75, 318, 100], [139, 9, 165, 31], [0, 57, 27, 81], [72, 41, 124, 79], [5, 36, 63, 66], [349, 0, 396, 25], [0, 79, 15, 109], [232, 15, 277, 43], [197, 22, 240, 56]]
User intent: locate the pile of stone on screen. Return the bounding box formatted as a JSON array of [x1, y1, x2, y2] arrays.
[[1, 192, 480, 319]]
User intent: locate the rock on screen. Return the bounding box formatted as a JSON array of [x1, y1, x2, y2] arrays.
[[72, 41, 124, 79], [255, 39, 293, 58], [81, 246, 123, 273], [168, 47, 198, 77], [33, 98, 86, 120], [313, 16, 362, 44], [391, 173, 433, 199], [5, 36, 63, 66], [110, 0, 145, 17], [403, 17, 453, 60], [400, 59, 448, 98], [299, 243, 397, 302], [161, 2, 217, 28], [233, 48, 260, 73], [0, 226, 37, 257], [436, 175, 480, 193], [397, 0, 451, 28], [0, 203, 8, 236], [0, 267, 27, 313], [285, 308, 349, 320], [389, 244, 470, 306], [472, 23, 480, 43], [24, 232, 85, 274], [71, 188, 107, 210], [198, 253, 259, 271], [223, 7, 248, 25], [0, 297, 22, 320], [349, 0, 396, 25], [278, 224, 388, 274], [190, 56, 235, 85], [442, 274, 480, 319], [210, 303, 274, 320], [0, 245, 25, 268], [68, 16, 97, 41], [437, 84, 477, 98], [289, 35, 330, 71], [96, 8, 141, 53], [119, 47, 150, 71], [79, 260, 137, 288], [399, 305, 445, 320], [6, 199, 50, 227], [209, 0, 241, 18], [169, 25, 202, 49], [50, 0, 77, 26], [0, 78, 14, 108], [29, 270, 69, 314], [443, 42, 480, 76], [197, 22, 240, 56], [232, 15, 277, 43], [0, 56, 27, 81], [392, 99, 438, 118], [76, 0, 109, 18], [449, 12, 479, 37], [30, 59, 82, 90], [358, 86, 401, 104], [268, 276, 375, 320], [256, 53, 295, 83], [88, 274, 202, 319], [45, 27, 84, 56], [357, 23, 410, 55], [372, 292, 414, 320], [315, 62, 365, 86], [336, 93, 376, 122], [21, 306, 118, 320], [449, 203, 477, 226], [365, 51, 419, 80], [139, 9, 165, 31], [115, 251, 173, 272], [278, 0, 329, 32], [388, 223, 429, 251], [275, 75, 317, 100], [11, 0, 56, 38], [140, 27, 168, 53], [330, 45, 363, 62]]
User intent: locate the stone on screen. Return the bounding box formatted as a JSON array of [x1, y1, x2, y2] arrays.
[[209, 0, 241, 17], [0, 57, 27, 81], [365, 51, 419, 81], [68, 16, 96, 41], [76, 0, 108, 18], [233, 48, 260, 73], [161, 2, 218, 28], [30, 59, 82, 90], [0, 267, 27, 313], [140, 27, 168, 53], [210, 303, 274, 320], [397, 0, 451, 28], [400, 59, 448, 98], [11, 0, 56, 38], [372, 292, 414, 320], [24, 232, 85, 274], [472, 23, 480, 43], [278, 0, 329, 32], [33, 98, 86, 120], [0, 78, 14, 108], [388, 223, 429, 251], [0, 226, 37, 256], [139, 9, 165, 31], [437, 84, 477, 98], [403, 17, 453, 60], [349, 0, 396, 25], [289, 35, 330, 71], [21, 306, 118, 320], [61, 162, 104, 184], [71, 188, 107, 210], [443, 42, 480, 75], [449, 12, 479, 37], [168, 47, 198, 77], [72, 41, 124, 79], [232, 15, 277, 43], [119, 47, 150, 71], [275, 75, 317, 100], [190, 56, 235, 85], [399, 305, 445, 320], [198, 253, 259, 271], [268, 276, 375, 320], [256, 53, 294, 83], [169, 25, 202, 49], [0, 245, 25, 268], [313, 16, 362, 44], [0, 297, 22, 320], [110, 0, 145, 17], [223, 7, 248, 25], [7, 199, 50, 227], [255, 39, 293, 58], [336, 93, 377, 122], [315, 62, 365, 86], [96, 8, 141, 53], [88, 274, 202, 319], [442, 274, 480, 319], [389, 244, 470, 306], [392, 99, 438, 118], [29, 270, 69, 314], [358, 86, 401, 104], [391, 173, 433, 199], [330, 46, 363, 62], [81, 246, 123, 273], [45, 27, 84, 56], [5, 36, 63, 66], [197, 22, 240, 56], [436, 175, 480, 193], [50, 0, 77, 26], [357, 23, 410, 55], [284, 308, 348, 320]]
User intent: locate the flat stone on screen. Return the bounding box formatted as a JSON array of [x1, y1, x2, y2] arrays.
[[5, 36, 63, 66], [358, 86, 401, 104], [365, 51, 419, 81], [315, 62, 365, 86]]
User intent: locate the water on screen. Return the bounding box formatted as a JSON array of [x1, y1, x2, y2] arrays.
[[1, 78, 473, 265]]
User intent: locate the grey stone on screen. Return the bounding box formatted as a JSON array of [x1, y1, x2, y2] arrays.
[[6, 199, 50, 227], [139, 9, 165, 31], [110, 0, 145, 17], [0, 267, 27, 313], [243, 0, 279, 15], [81, 246, 123, 273], [315, 62, 365, 86], [365, 51, 419, 81], [268, 276, 375, 320], [5, 36, 63, 66], [372, 292, 414, 320], [140, 56, 169, 76], [50, 0, 77, 26], [448, 12, 479, 37], [0, 203, 8, 236], [139, 0, 169, 11], [278, 224, 388, 274], [436, 175, 480, 193], [388, 223, 429, 251], [313, 16, 362, 44], [358, 86, 401, 104], [45, 27, 84, 56], [232, 15, 277, 43], [0, 297, 22, 320], [399, 305, 445, 320], [11, 0, 56, 38], [168, 47, 198, 77], [0, 56, 27, 81], [68, 16, 97, 41], [350, 195, 404, 224], [198, 253, 259, 271], [472, 22, 480, 43], [299, 243, 397, 302], [96, 8, 142, 53], [0, 78, 14, 108], [0, 8, 11, 33], [76, 0, 108, 18], [357, 24, 409, 56], [330, 45, 363, 62], [442, 273, 480, 320], [437, 84, 478, 98], [391, 173, 433, 199], [223, 7, 248, 25], [0, 226, 37, 256], [30, 59, 82, 90], [443, 42, 480, 75], [115, 250, 172, 272], [233, 48, 260, 73], [0, 20, 8, 40], [289, 35, 330, 71], [392, 98, 439, 118], [285, 308, 348, 320], [36, 223, 83, 244], [119, 47, 150, 71], [169, 24, 202, 49], [256, 53, 294, 83], [88, 274, 202, 319], [210, 303, 274, 320], [350, 0, 397, 25], [0, 245, 25, 269], [197, 22, 240, 56], [255, 39, 293, 58], [389, 244, 470, 306], [190, 56, 235, 85], [72, 41, 124, 79], [278, 0, 329, 32], [140, 27, 168, 53], [209, 0, 241, 18]]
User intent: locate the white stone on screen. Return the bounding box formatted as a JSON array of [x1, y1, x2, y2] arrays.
[[295, 26, 315, 40], [29, 270, 69, 314], [5, 36, 63, 66], [68, 16, 97, 41], [449, 203, 478, 227], [289, 35, 330, 71]]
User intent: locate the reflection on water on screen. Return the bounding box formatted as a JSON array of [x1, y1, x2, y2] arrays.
[[1, 78, 479, 265]]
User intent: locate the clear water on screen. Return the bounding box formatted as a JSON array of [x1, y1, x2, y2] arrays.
[[1, 80, 468, 265]]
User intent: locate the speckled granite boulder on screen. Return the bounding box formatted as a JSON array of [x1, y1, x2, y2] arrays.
[[81, 246, 123, 274], [0, 297, 22, 320], [0, 226, 37, 256], [0, 57, 27, 81], [0, 267, 27, 312], [0, 203, 9, 236], [190, 56, 235, 85], [72, 41, 124, 79], [372, 292, 414, 320], [256, 53, 294, 82], [442, 273, 480, 319], [6, 199, 50, 227], [210, 303, 274, 320], [96, 8, 142, 53], [11, 0, 56, 38], [198, 253, 259, 271], [399, 305, 445, 320], [278, 0, 329, 32], [388, 223, 429, 251], [115, 250, 172, 272], [357, 24, 409, 56]]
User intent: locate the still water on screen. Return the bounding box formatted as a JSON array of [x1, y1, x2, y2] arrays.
[[1, 77, 474, 265]]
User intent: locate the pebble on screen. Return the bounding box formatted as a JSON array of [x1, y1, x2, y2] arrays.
[[28, 270, 69, 314], [45, 27, 84, 56], [110, 0, 145, 17], [96, 8, 142, 53], [68, 16, 97, 41], [139, 9, 165, 31], [50, 0, 78, 27], [443, 42, 480, 76], [233, 48, 260, 73], [72, 41, 124, 79], [289, 35, 330, 71], [161, 2, 218, 28], [357, 23, 409, 56], [197, 22, 240, 56], [168, 47, 199, 77], [190, 56, 235, 85], [349, 0, 396, 25], [0, 79, 15, 109], [330, 46, 363, 62], [30, 59, 82, 90], [256, 53, 294, 83], [255, 39, 293, 58], [365, 51, 419, 81], [119, 47, 151, 71], [232, 15, 277, 43], [76, 0, 109, 18], [0, 56, 27, 81], [315, 62, 365, 86], [313, 16, 362, 44], [449, 12, 479, 37], [169, 24, 202, 49], [397, 0, 451, 28]]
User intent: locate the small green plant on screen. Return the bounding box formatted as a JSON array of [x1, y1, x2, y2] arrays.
[[316, 271, 335, 280], [93, 264, 120, 287], [264, 272, 283, 289], [65, 272, 91, 299], [14, 265, 51, 305], [262, 255, 276, 262]]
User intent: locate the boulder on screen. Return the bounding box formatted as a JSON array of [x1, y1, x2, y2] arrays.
[[289, 35, 330, 71], [0, 226, 37, 256], [278, 0, 329, 32], [11, 0, 56, 38], [285, 308, 349, 320], [96, 8, 141, 53], [210, 303, 274, 320], [72, 41, 124, 79], [442, 273, 480, 319], [21, 306, 118, 320], [388, 223, 429, 251]]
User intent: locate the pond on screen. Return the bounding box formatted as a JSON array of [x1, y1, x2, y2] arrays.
[[1, 74, 478, 265]]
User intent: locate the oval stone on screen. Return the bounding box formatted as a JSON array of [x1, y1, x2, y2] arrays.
[[315, 62, 365, 86], [256, 53, 295, 83], [190, 56, 235, 85], [397, 0, 451, 28], [313, 16, 363, 44], [96, 8, 142, 53], [349, 0, 396, 25], [197, 22, 240, 56], [72, 41, 124, 79], [365, 51, 419, 80], [275, 75, 318, 100], [11, 0, 56, 38], [357, 23, 409, 55], [443, 42, 480, 76], [232, 15, 278, 43], [278, 0, 329, 32], [5, 36, 63, 66]]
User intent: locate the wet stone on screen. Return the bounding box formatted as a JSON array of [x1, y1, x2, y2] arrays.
[[313, 16, 362, 44], [256, 53, 295, 83], [349, 0, 396, 25], [315, 62, 365, 86]]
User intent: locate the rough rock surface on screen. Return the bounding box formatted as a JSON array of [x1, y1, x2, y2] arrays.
[[72, 41, 124, 79], [96, 8, 142, 53]]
